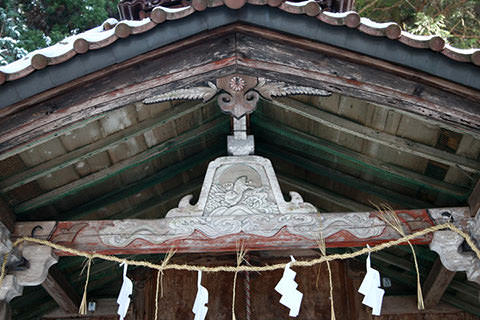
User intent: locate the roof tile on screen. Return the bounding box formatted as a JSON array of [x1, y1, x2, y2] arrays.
[[0, 1, 478, 86]]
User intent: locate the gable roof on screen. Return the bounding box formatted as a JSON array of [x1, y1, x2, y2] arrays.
[[0, 3, 479, 109]]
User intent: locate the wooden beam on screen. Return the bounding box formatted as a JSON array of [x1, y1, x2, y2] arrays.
[[277, 174, 372, 212], [0, 32, 237, 154], [0, 100, 210, 192], [259, 143, 431, 209], [270, 97, 480, 173], [13, 207, 452, 255], [42, 299, 117, 319], [236, 31, 480, 135], [0, 301, 11, 320], [252, 114, 469, 200], [109, 178, 203, 219], [233, 25, 480, 113], [14, 117, 228, 214], [0, 197, 15, 232], [381, 295, 460, 315], [422, 258, 457, 309], [468, 179, 480, 217], [53, 151, 217, 220], [3, 26, 480, 161], [41, 265, 80, 313], [372, 259, 480, 315]]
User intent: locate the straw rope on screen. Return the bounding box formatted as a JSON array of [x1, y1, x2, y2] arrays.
[[372, 204, 425, 310], [0, 223, 476, 275], [78, 256, 93, 315], [232, 243, 246, 320], [1, 222, 479, 318]]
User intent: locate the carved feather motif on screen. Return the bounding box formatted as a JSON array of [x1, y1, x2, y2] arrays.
[[255, 78, 331, 100], [143, 82, 218, 104]]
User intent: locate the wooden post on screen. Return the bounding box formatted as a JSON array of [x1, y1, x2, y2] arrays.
[[468, 179, 480, 217], [0, 198, 14, 233], [422, 257, 456, 308], [41, 265, 81, 313], [0, 301, 11, 320]]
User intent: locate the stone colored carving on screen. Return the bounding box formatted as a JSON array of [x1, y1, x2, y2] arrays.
[[430, 231, 480, 284], [167, 156, 315, 217], [0, 244, 57, 302], [429, 207, 480, 285], [0, 276, 22, 302], [99, 155, 387, 248]]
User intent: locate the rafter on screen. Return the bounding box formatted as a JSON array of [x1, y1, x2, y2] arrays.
[[259, 143, 431, 208], [41, 265, 80, 314], [0, 100, 211, 193], [14, 118, 228, 214], [252, 114, 469, 200], [0, 196, 15, 232], [109, 178, 203, 219], [422, 258, 456, 309], [277, 174, 372, 211], [267, 97, 480, 173]]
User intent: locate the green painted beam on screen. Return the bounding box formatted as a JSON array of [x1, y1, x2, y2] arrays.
[[58, 154, 215, 220], [15, 117, 229, 214], [252, 114, 468, 202], [278, 173, 372, 212], [0, 113, 106, 162], [1, 100, 213, 192], [259, 143, 431, 209], [370, 259, 480, 315], [109, 178, 203, 219], [267, 98, 480, 173]]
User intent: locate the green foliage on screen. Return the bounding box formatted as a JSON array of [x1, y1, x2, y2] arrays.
[[0, 0, 479, 66], [0, 0, 118, 65], [355, 0, 480, 49]]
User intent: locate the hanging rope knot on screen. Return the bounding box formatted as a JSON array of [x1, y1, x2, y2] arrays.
[[154, 248, 175, 320], [317, 214, 336, 320], [232, 242, 247, 320], [373, 203, 425, 310], [79, 255, 93, 315]]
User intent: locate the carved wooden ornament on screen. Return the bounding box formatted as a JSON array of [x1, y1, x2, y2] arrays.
[[142, 74, 331, 119]]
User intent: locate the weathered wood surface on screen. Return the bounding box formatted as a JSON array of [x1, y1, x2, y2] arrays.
[[14, 118, 228, 214], [0, 100, 208, 192], [235, 31, 480, 136], [42, 299, 120, 319], [0, 31, 237, 157], [41, 265, 81, 313], [252, 115, 468, 201], [0, 197, 15, 232], [381, 296, 461, 315], [468, 179, 480, 217], [2, 26, 480, 160], [422, 258, 457, 309], [132, 256, 476, 320], [13, 208, 466, 256], [270, 97, 480, 173]]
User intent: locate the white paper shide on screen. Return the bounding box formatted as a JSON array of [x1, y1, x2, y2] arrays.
[[358, 246, 385, 316], [275, 256, 303, 317], [192, 270, 209, 320], [117, 262, 133, 320]]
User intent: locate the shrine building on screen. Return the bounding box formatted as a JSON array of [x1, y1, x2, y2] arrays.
[[0, 0, 480, 319]]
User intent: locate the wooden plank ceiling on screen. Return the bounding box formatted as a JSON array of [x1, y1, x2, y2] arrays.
[[0, 30, 479, 319]]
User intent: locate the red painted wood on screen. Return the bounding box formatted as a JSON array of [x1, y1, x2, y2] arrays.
[[14, 209, 438, 256]]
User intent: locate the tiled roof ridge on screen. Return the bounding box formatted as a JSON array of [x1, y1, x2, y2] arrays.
[[0, 0, 479, 86]]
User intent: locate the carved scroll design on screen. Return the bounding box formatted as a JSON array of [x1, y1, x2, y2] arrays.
[[99, 212, 386, 248], [0, 244, 57, 302]]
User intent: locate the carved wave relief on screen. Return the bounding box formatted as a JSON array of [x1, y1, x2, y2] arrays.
[[99, 212, 386, 248], [205, 176, 280, 216]]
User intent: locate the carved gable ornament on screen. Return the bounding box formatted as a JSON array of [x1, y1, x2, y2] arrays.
[[103, 74, 391, 246]]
